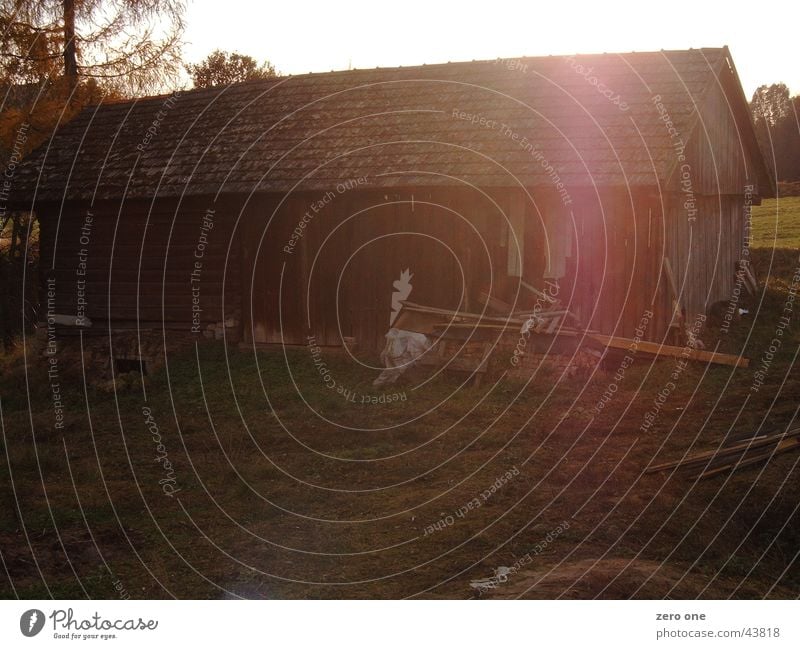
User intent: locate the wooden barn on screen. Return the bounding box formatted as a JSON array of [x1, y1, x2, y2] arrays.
[[11, 47, 773, 360]]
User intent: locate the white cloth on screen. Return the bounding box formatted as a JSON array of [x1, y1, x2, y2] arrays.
[[373, 328, 430, 387]]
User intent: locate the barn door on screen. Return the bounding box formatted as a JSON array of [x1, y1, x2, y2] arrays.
[[246, 191, 489, 349]]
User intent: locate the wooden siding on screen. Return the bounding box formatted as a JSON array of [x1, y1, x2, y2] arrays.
[[543, 188, 668, 343], [38, 198, 241, 330], [36, 186, 744, 350], [241, 186, 672, 349], [664, 194, 745, 327], [669, 64, 765, 197], [241, 188, 499, 349]]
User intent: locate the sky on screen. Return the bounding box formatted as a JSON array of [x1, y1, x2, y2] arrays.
[[183, 0, 800, 97]]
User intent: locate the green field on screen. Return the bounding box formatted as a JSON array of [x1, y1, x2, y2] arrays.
[[751, 196, 800, 249]]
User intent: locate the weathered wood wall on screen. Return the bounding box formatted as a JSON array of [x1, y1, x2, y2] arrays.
[[38, 197, 241, 331], [659, 74, 758, 331], [664, 194, 746, 329], [241, 186, 674, 350], [679, 66, 765, 197], [38, 183, 747, 352], [533, 188, 669, 343], [241, 188, 498, 349]]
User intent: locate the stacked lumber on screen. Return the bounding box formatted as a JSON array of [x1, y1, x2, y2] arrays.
[[516, 308, 581, 334], [396, 302, 749, 370], [476, 288, 579, 334], [646, 428, 800, 479], [393, 301, 525, 335]]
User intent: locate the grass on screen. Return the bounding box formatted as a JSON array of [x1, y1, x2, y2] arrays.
[[1, 307, 798, 599], [1, 199, 799, 599], [751, 196, 800, 249]]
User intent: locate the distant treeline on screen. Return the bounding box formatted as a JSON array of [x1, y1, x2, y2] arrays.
[[750, 84, 800, 186]]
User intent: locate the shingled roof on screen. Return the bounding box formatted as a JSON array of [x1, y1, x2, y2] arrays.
[[11, 47, 768, 202]]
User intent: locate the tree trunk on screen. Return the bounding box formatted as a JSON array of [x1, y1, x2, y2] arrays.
[[63, 0, 78, 91]]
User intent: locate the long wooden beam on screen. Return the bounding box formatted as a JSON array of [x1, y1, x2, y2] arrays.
[[645, 430, 796, 473], [588, 333, 749, 368], [696, 437, 800, 479]]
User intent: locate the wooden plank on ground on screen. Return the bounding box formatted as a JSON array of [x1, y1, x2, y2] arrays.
[[645, 431, 791, 473], [696, 437, 800, 479], [588, 333, 749, 368]]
